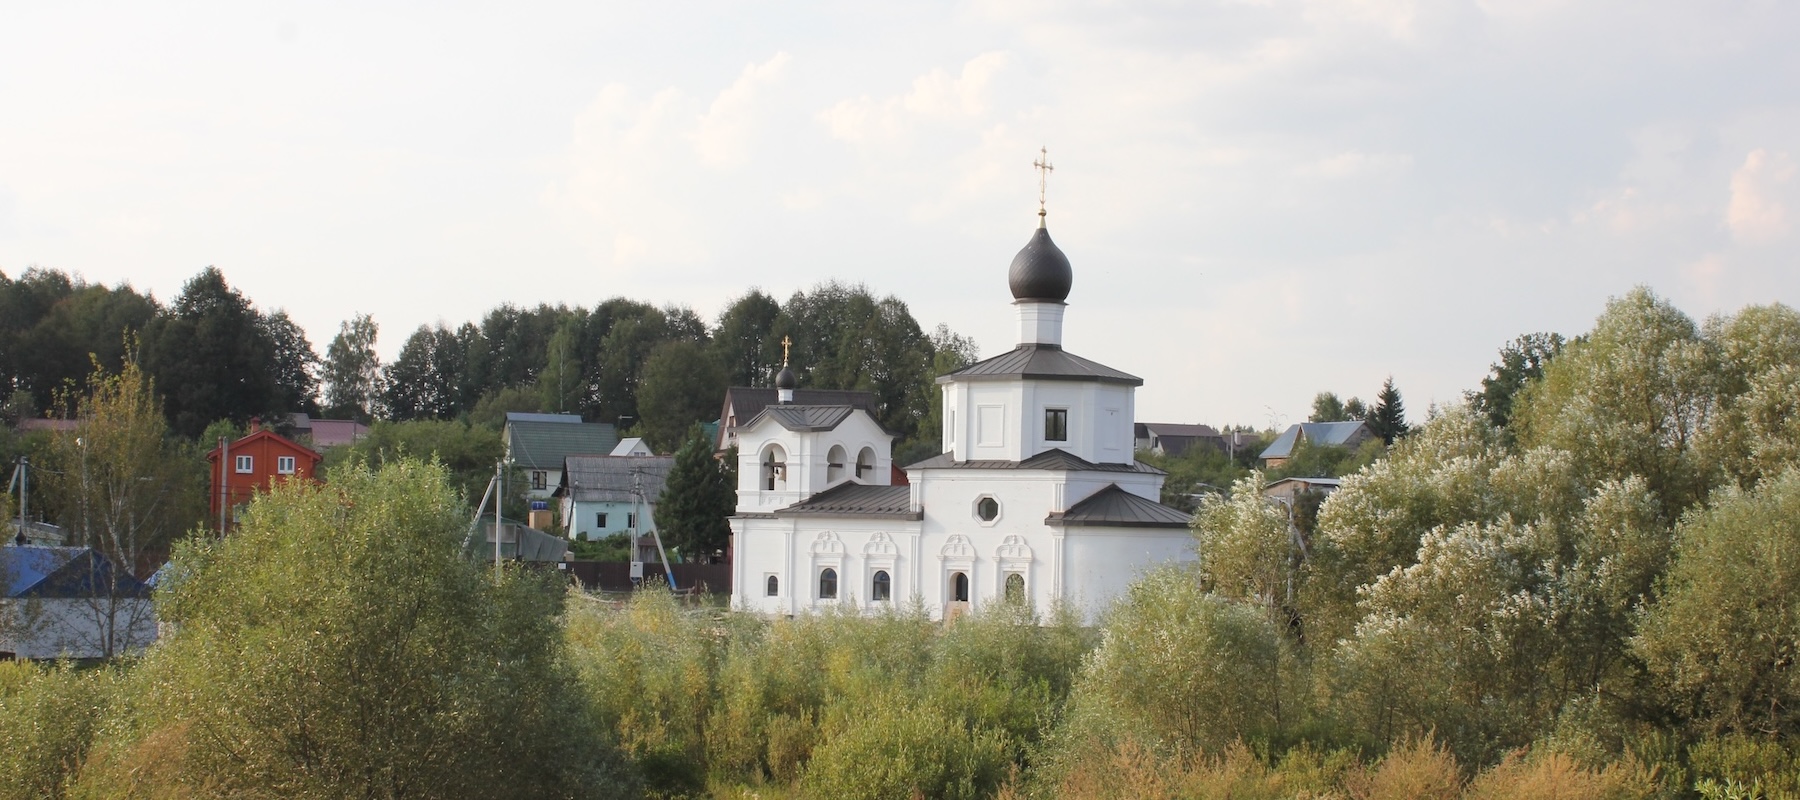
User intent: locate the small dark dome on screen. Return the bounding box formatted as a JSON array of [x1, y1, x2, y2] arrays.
[[1007, 226, 1073, 302], [775, 365, 797, 390]]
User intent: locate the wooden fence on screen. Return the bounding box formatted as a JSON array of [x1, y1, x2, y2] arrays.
[[566, 561, 731, 594]]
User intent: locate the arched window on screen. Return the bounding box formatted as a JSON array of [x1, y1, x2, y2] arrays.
[[952, 571, 969, 602], [872, 570, 891, 602], [827, 445, 848, 483], [766, 575, 779, 597], [856, 447, 876, 480], [1005, 573, 1025, 604], [819, 567, 838, 600], [761, 445, 787, 491]]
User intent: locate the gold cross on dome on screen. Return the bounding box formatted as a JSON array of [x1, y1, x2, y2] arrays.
[[781, 335, 792, 367], [1033, 146, 1054, 224]]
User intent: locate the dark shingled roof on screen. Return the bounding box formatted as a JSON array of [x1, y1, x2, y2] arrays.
[[905, 448, 1164, 474], [1045, 484, 1192, 529], [939, 343, 1142, 386], [776, 483, 920, 520], [747, 404, 858, 432], [506, 419, 620, 471]]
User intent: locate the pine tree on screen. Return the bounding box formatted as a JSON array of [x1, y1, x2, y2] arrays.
[[1369, 376, 1409, 445], [653, 424, 735, 561]]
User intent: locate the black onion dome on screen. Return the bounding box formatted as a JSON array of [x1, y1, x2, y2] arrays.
[[1007, 226, 1073, 302], [775, 365, 797, 390]]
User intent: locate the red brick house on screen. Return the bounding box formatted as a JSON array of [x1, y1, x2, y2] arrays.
[[205, 423, 323, 531]]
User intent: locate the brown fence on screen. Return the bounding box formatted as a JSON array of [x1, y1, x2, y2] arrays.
[[567, 561, 731, 594]]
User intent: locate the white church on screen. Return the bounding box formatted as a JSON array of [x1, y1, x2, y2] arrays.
[[728, 207, 1195, 621]]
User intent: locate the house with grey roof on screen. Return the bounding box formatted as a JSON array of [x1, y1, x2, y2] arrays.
[[504, 412, 619, 501], [1258, 421, 1376, 468], [558, 455, 675, 559], [288, 413, 369, 448], [1133, 422, 1224, 456]]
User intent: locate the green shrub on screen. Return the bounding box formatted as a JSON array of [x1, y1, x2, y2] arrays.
[[799, 689, 1008, 800], [0, 661, 117, 800]]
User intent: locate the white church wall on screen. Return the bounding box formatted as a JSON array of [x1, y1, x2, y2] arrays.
[[1060, 529, 1196, 620], [730, 517, 923, 615]]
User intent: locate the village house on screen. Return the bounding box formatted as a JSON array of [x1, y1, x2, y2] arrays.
[[205, 422, 323, 531], [503, 412, 619, 502]]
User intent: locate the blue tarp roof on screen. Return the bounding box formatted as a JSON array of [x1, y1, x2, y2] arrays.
[[0, 546, 152, 599]]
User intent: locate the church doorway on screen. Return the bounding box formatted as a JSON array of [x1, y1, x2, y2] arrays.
[[952, 571, 969, 602]]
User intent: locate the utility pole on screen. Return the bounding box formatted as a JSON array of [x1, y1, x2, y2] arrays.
[[10, 456, 26, 546], [635, 468, 676, 589], [494, 459, 505, 571]]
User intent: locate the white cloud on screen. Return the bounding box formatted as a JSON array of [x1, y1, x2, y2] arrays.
[[693, 52, 791, 167], [818, 52, 1012, 146], [1305, 151, 1414, 179], [1727, 148, 1796, 244]]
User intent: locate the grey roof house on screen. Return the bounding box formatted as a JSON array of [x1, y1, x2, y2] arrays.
[[1258, 421, 1376, 468], [1133, 422, 1223, 456], [558, 455, 676, 555]]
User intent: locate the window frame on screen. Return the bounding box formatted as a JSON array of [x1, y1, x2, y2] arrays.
[[766, 574, 780, 597], [234, 455, 253, 474], [531, 470, 548, 490], [818, 567, 838, 600], [1044, 407, 1068, 442], [871, 569, 891, 602], [276, 455, 296, 475]]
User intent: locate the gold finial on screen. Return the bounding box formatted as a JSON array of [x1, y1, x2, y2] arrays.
[[781, 335, 792, 367], [1033, 146, 1054, 227]]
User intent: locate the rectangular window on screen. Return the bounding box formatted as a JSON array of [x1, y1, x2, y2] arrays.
[[531, 470, 547, 490], [596, 512, 608, 528], [277, 456, 296, 475], [235, 455, 253, 474], [1045, 408, 1068, 442], [626, 513, 636, 528]]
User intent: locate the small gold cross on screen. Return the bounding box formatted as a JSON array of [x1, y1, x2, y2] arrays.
[[1033, 146, 1054, 225], [781, 335, 792, 367]]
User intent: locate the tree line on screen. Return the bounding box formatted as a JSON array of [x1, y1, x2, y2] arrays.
[[9, 286, 1800, 797], [2, 265, 978, 456]]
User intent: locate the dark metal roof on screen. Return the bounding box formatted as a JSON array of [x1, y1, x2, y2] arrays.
[[939, 343, 1142, 386], [747, 404, 858, 432], [906, 448, 1164, 474], [719, 387, 878, 448], [1008, 226, 1073, 302], [560, 455, 675, 503], [1045, 484, 1192, 529], [506, 419, 620, 471], [776, 483, 920, 520], [1139, 422, 1220, 438]]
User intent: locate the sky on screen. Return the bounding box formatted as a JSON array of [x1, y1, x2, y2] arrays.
[[3, 1, 1797, 429]]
